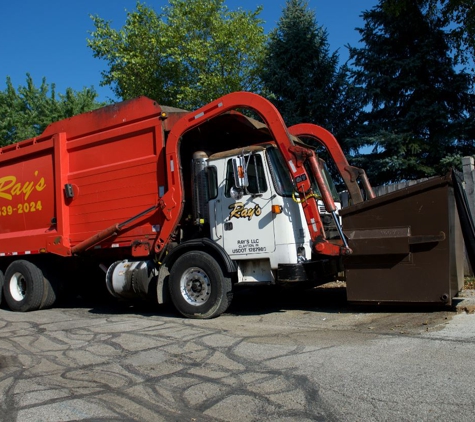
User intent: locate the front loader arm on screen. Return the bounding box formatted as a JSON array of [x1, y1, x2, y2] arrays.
[[156, 92, 347, 257], [288, 123, 375, 205]]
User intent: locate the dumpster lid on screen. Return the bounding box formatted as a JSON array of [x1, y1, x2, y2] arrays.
[[340, 173, 453, 217]]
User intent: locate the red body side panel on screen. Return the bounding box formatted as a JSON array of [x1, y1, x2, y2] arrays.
[[0, 142, 56, 255], [0, 97, 168, 257]]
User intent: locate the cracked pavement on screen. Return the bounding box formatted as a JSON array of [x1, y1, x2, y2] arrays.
[[1, 286, 474, 421]]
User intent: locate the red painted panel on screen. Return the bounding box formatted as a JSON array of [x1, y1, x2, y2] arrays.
[[0, 152, 55, 234], [68, 126, 157, 174], [66, 119, 165, 246], [0, 97, 167, 256]]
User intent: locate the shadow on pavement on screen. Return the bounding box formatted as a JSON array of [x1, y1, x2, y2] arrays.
[[49, 281, 457, 320]]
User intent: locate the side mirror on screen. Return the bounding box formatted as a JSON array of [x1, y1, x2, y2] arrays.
[[230, 186, 244, 200], [232, 155, 249, 189]]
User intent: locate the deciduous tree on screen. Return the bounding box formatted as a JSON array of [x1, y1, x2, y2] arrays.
[[0, 75, 102, 146], [88, 0, 266, 109]]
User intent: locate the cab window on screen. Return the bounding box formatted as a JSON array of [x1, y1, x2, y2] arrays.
[[225, 154, 268, 197]]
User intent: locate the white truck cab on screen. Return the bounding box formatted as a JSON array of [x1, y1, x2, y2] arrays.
[[202, 143, 341, 285]]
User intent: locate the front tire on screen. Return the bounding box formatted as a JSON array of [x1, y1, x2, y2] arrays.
[[169, 251, 232, 319]]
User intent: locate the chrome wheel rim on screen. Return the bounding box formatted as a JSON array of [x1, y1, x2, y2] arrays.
[[10, 272, 26, 302], [180, 267, 211, 306]]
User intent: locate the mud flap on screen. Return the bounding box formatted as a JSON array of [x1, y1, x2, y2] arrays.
[[340, 174, 464, 305], [452, 169, 475, 272]]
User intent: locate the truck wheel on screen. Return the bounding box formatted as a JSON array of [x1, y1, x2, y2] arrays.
[[169, 251, 232, 319], [0, 270, 4, 306], [38, 266, 58, 310], [3, 261, 46, 312]]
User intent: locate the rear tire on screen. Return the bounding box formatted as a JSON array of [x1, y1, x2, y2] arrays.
[[0, 270, 4, 306], [3, 260, 55, 312], [169, 251, 232, 319], [38, 265, 58, 310]]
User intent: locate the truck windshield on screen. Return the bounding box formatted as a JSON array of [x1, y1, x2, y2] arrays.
[[266, 146, 340, 202], [266, 147, 294, 196]]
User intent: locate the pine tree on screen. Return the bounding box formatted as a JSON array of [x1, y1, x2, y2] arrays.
[[350, 0, 475, 184], [261, 0, 363, 153], [434, 0, 475, 67]]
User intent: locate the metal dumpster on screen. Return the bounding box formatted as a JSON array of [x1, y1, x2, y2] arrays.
[[340, 173, 464, 305]]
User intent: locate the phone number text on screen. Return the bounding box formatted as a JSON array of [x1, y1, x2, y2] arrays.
[[1, 201, 43, 216]]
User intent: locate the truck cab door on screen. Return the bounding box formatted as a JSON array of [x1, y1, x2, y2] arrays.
[[211, 153, 276, 257]]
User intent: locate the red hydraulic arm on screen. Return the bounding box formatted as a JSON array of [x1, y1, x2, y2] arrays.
[[155, 92, 350, 257], [289, 123, 375, 204]]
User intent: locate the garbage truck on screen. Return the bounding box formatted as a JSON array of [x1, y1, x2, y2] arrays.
[[0, 92, 471, 318]]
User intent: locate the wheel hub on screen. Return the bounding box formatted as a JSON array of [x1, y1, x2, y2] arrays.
[[10, 272, 26, 302], [181, 267, 211, 306]]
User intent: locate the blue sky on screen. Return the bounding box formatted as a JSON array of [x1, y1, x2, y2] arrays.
[[1, 0, 377, 103]]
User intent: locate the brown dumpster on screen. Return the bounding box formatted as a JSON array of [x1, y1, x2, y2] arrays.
[[340, 174, 464, 305]]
